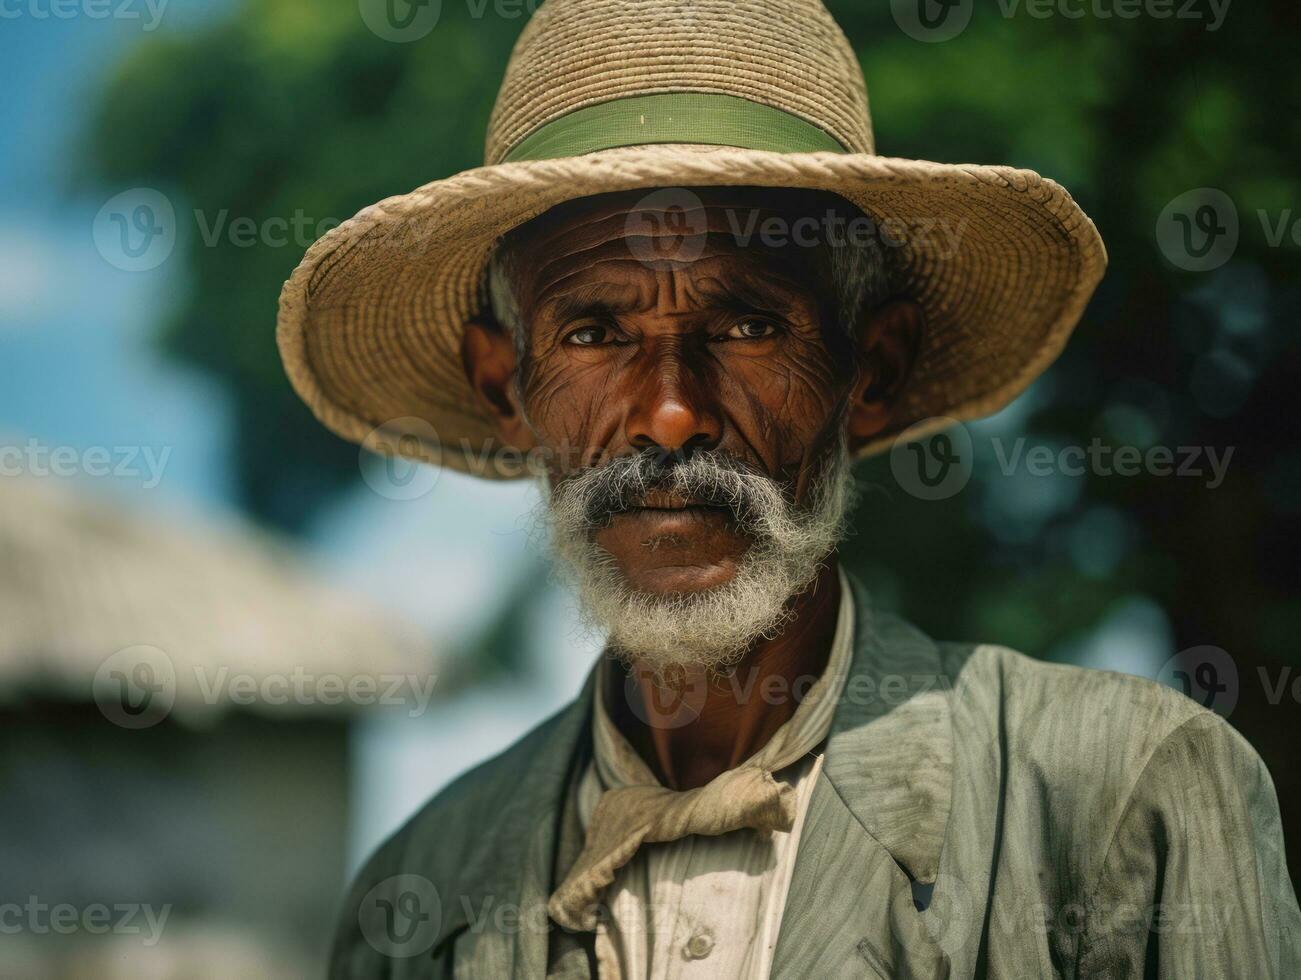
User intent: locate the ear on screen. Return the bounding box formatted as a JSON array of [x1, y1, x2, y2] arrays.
[[461, 316, 537, 451], [846, 298, 925, 449]]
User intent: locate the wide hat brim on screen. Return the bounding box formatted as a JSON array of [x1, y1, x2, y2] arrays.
[[277, 143, 1106, 477]]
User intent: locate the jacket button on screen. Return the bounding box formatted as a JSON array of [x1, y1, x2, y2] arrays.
[[683, 929, 714, 960]]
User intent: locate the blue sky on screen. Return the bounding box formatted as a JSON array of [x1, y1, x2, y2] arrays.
[[0, 3, 601, 863], [0, 3, 236, 512]]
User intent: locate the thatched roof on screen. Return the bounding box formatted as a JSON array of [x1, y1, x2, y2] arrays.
[[0, 477, 439, 719]]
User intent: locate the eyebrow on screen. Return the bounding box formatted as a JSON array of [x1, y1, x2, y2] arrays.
[[536, 262, 809, 325], [690, 273, 802, 318], [543, 280, 649, 323]]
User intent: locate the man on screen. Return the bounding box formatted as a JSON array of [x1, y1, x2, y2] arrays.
[[278, 0, 1299, 976]]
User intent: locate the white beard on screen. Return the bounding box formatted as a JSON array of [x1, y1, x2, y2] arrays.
[[543, 439, 854, 674]]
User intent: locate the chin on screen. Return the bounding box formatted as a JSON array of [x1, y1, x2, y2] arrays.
[[593, 507, 753, 597], [617, 556, 744, 597]]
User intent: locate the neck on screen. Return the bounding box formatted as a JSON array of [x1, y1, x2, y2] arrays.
[[606, 561, 842, 790]]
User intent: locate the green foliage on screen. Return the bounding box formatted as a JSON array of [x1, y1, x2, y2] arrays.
[[81, 0, 1301, 667], [81, 0, 521, 528]]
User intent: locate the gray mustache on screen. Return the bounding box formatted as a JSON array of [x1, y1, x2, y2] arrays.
[[556, 449, 779, 528]]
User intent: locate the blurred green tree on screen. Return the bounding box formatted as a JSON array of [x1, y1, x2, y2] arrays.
[[80, 0, 1301, 642]]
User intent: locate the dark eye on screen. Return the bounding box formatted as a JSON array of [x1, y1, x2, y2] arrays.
[[725, 318, 780, 340], [564, 324, 612, 346]]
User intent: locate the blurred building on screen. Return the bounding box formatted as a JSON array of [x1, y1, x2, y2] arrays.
[[0, 477, 438, 978]]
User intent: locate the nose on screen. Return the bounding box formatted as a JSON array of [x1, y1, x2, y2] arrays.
[[624, 344, 723, 457]]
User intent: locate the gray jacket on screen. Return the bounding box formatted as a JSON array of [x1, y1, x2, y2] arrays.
[[330, 577, 1300, 978]]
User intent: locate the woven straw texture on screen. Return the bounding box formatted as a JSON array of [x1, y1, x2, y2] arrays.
[[487, 0, 874, 161], [277, 0, 1106, 476]]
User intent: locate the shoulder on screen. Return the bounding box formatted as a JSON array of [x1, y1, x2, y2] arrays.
[[853, 606, 1238, 789], [953, 641, 1222, 763], [328, 695, 589, 978], [949, 642, 1279, 865]]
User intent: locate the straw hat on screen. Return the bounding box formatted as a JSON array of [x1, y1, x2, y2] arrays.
[[277, 0, 1106, 477]]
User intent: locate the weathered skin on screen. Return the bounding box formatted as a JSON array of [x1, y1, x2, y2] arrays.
[[462, 187, 925, 788]]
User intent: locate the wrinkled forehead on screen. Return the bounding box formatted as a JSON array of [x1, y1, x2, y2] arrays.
[[500, 186, 862, 304], [506, 185, 862, 253]]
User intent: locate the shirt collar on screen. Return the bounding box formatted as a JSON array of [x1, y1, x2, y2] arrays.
[[590, 566, 856, 792]]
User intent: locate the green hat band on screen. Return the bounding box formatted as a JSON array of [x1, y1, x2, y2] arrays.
[[503, 93, 849, 163]]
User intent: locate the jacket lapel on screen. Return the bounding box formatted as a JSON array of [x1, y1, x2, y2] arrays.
[[449, 674, 596, 980], [932, 643, 1006, 980], [447, 577, 1005, 979], [772, 575, 1003, 980]]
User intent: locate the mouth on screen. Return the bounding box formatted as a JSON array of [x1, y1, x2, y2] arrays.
[[582, 474, 756, 594], [608, 489, 734, 525], [627, 489, 727, 512], [595, 490, 752, 591]]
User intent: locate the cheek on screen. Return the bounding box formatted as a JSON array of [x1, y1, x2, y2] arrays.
[[520, 353, 621, 462], [520, 338, 849, 476], [722, 343, 848, 464]]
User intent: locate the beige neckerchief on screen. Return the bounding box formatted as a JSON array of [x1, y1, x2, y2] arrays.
[[549, 569, 855, 932]]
